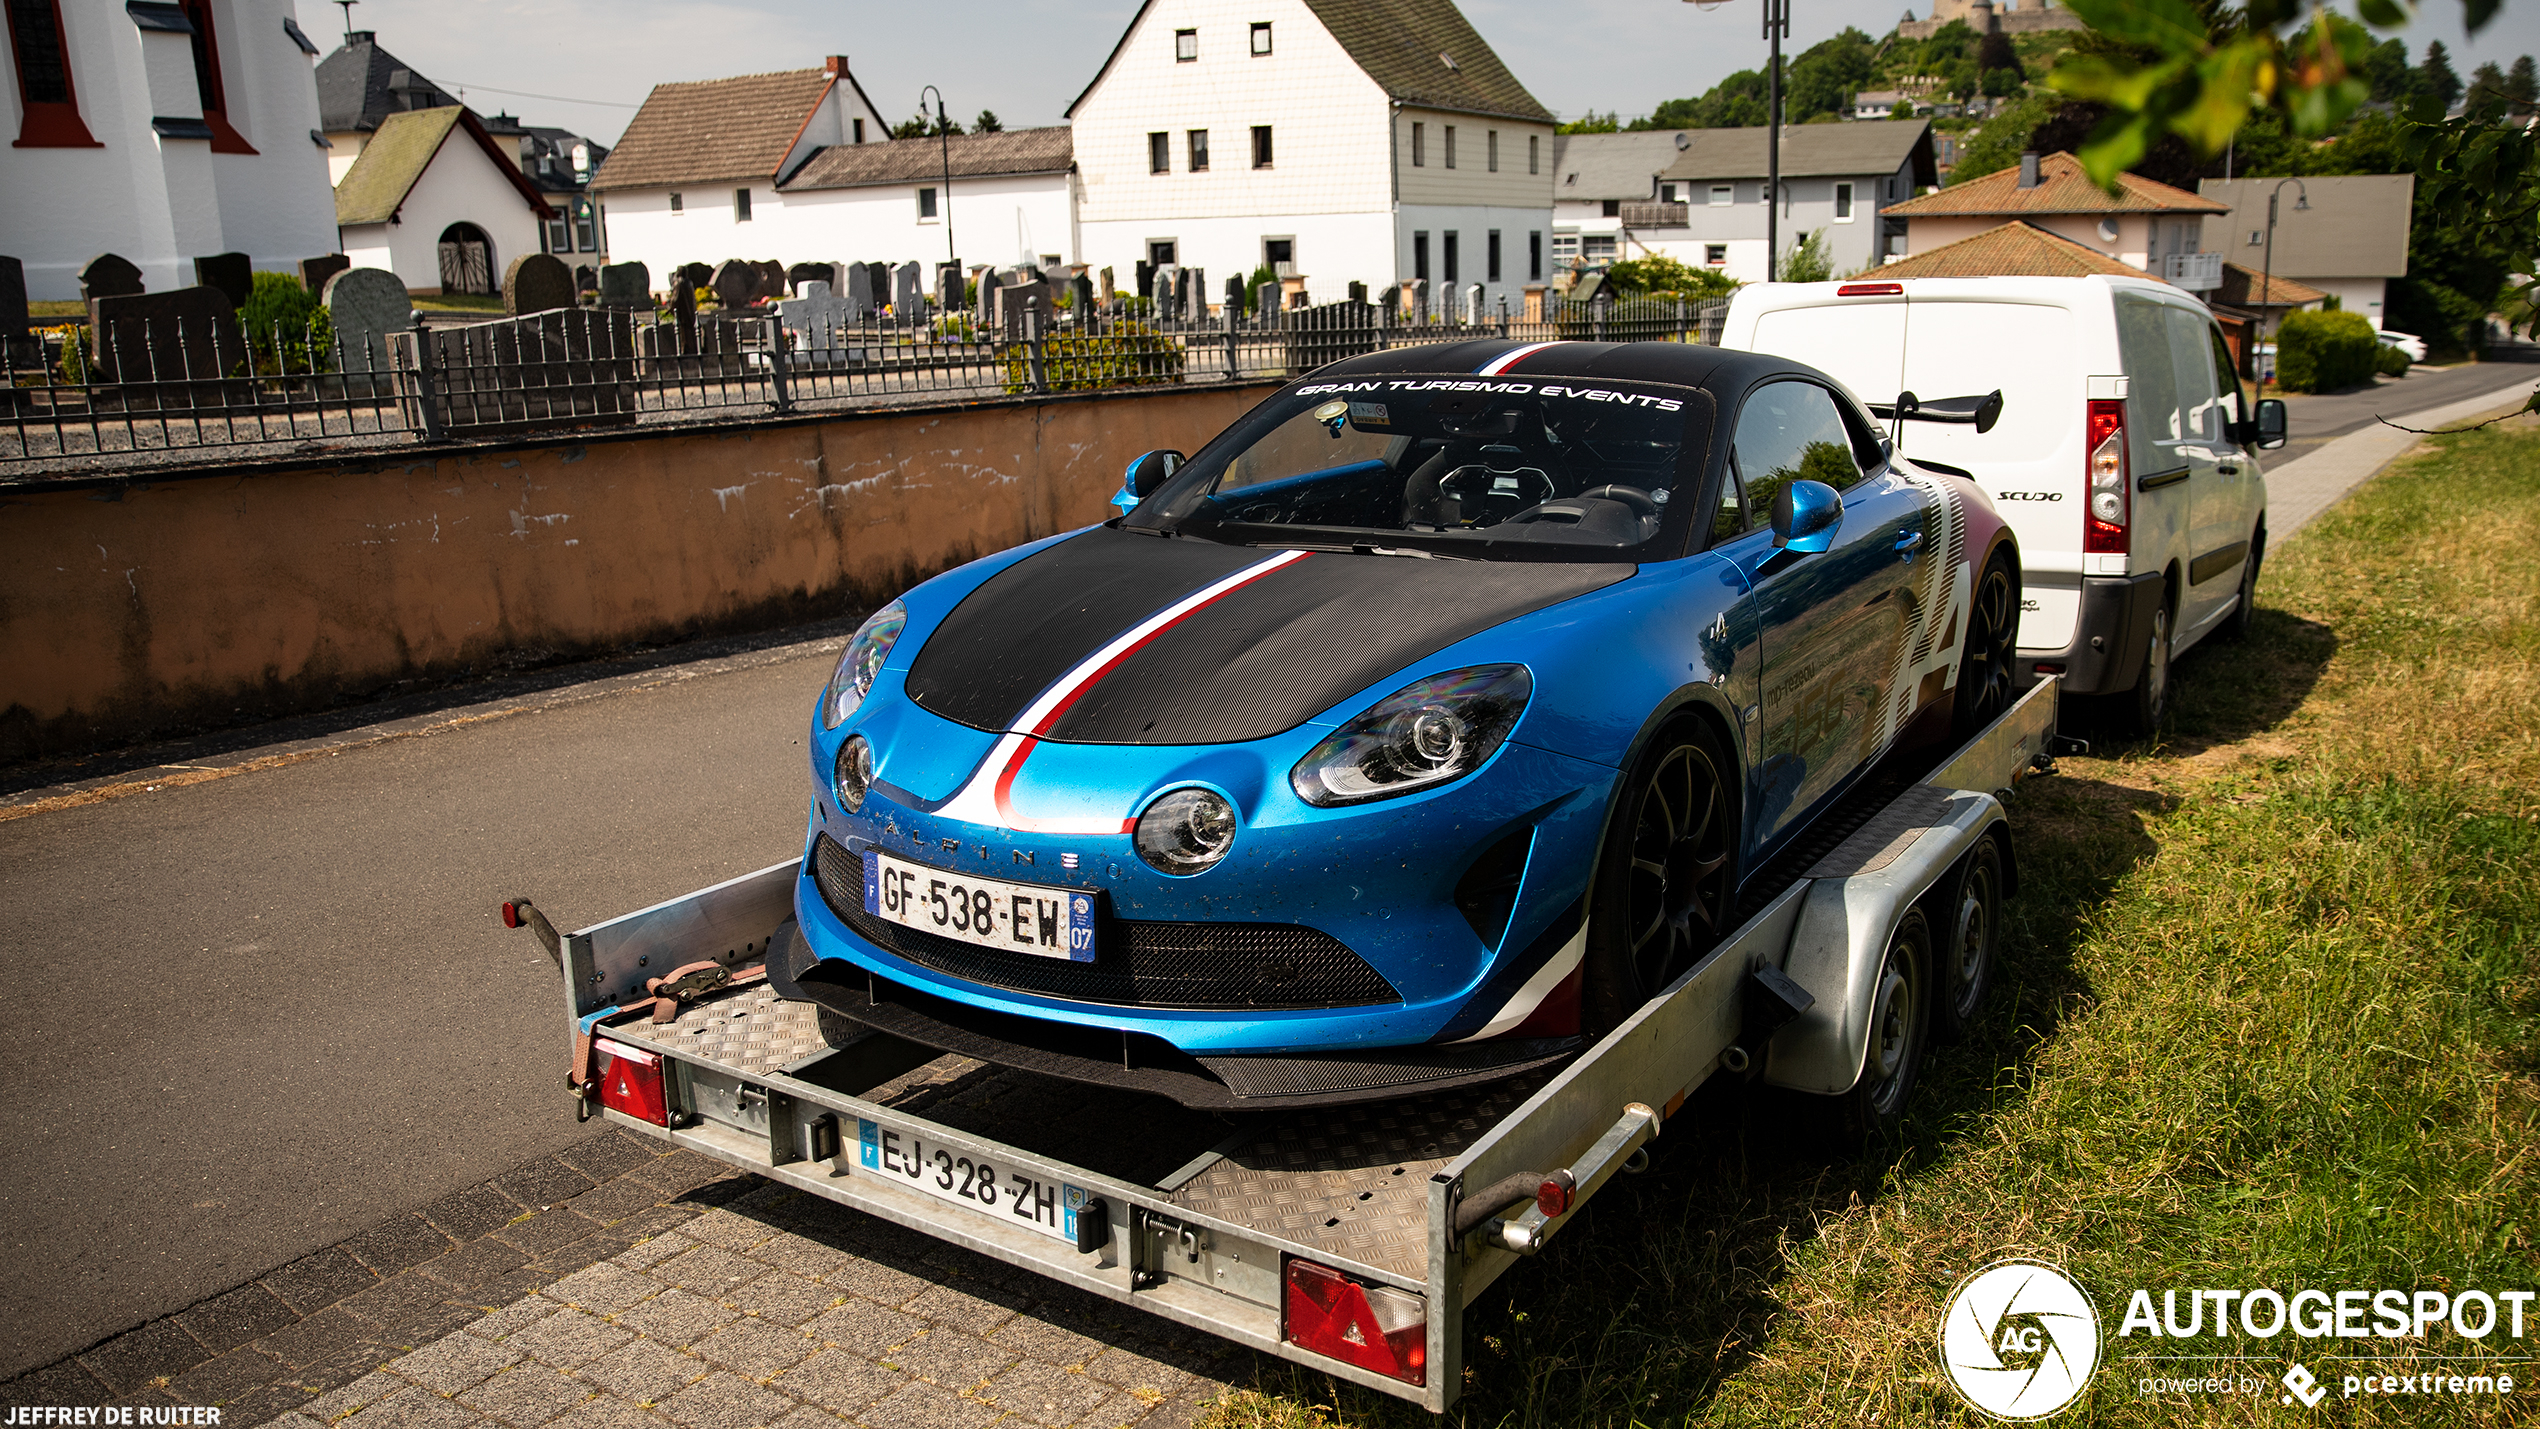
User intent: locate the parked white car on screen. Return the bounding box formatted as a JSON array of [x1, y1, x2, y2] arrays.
[[2376, 329, 2427, 362], [1720, 275, 2287, 733]]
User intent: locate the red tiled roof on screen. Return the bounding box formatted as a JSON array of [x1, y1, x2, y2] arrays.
[[1886, 150, 2228, 217], [1876, 220, 2165, 280]]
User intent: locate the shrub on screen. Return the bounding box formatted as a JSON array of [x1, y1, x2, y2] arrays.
[[2275, 308, 2378, 392], [1001, 319, 1184, 394], [2374, 342, 2413, 377], [1603, 255, 1740, 302], [1779, 228, 1833, 283], [238, 269, 334, 377]]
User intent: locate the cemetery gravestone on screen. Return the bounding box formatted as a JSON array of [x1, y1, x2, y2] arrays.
[[670, 275, 697, 342], [322, 267, 411, 381], [1135, 261, 1154, 300], [754, 260, 787, 300], [88, 286, 247, 405], [937, 260, 964, 315], [0, 255, 25, 339], [1152, 266, 1179, 320], [994, 280, 1051, 337], [862, 263, 890, 313], [574, 264, 598, 295], [504, 253, 575, 315], [678, 262, 714, 290], [788, 261, 835, 294], [711, 259, 765, 310], [597, 261, 652, 309], [1347, 280, 1368, 304], [1467, 284, 1485, 323], [974, 268, 1001, 323], [192, 252, 251, 310], [844, 263, 876, 321], [893, 262, 926, 322], [779, 279, 859, 364], [80, 253, 144, 301], [302, 253, 351, 293], [1072, 273, 1096, 313]]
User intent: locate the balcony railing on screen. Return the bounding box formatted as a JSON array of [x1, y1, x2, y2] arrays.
[[2164, 251, 2224, 291], [1619, 201, 1691, 228]]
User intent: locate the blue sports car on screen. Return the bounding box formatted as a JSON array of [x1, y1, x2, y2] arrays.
[[780, 339, 2020, 1109]]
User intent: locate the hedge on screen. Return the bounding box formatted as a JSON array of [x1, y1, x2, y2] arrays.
[[2276, 308, 2378, 392]]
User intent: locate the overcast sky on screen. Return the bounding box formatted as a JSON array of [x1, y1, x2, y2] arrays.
[[319, 0, 2540, 147]]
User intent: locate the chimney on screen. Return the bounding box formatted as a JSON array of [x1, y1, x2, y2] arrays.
[[2017, 151, 2041, 188], [347, 29, 374, 42], [824, 55, 848, 77]]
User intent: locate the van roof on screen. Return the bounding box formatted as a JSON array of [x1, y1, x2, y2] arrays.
[[1730, 272, 2197, 311]]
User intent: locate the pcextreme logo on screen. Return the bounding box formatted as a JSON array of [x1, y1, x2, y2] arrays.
[[1939, 1259, 2103, 1420]]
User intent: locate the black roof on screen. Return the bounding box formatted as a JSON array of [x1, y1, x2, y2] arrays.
[[1315, 338, 1802, 392], [316, 31, 458, 133]]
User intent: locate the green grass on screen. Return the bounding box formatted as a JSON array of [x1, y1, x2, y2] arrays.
[[1199, 420, 2540, 1428]]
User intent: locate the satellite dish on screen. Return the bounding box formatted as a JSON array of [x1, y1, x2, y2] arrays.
[[2097, 217, 2120, 242], [1675, 132, 1691, 150]]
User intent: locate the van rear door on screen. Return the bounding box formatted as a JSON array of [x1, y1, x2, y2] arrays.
[[1744, 290, 1909, 414]]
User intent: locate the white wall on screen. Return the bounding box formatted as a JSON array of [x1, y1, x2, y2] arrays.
[[1398, 203, 1551, 313], [340, 129, 543, 292], [1069, 0, 1398, 290], [598, 171, 1074, 290], [2308, 277, 2390, 327], [1, 0, 338, 297]]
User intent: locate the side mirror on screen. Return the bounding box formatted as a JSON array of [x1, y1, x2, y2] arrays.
[[1770, 479, 1844, 553], [1111, 449, 1184, 514], [2252, 398, 2288, 450]]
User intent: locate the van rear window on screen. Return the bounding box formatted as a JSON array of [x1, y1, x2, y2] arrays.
[[1895, 301, 2076, 467]]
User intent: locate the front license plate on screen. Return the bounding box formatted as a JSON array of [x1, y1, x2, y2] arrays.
[[855, 1117, 1096, 1243], [863, 851, 1095, 961]]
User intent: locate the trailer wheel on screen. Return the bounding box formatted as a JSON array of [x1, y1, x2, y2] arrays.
[[1933, 834, 2002, 1043], [1841, 907, 1932, 1137], [1583, 721, 1738, 1038]]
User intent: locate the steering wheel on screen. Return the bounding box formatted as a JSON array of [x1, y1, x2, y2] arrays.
[[1576, 484, 1659, 516], [1439, 464, 1556, 511]]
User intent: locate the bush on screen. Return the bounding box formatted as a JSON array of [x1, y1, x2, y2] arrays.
[[1001, 320, 1184, 394], [1780, 228, 1833, 283], [2374, 342, 2413, 377], [1602, 255, 1740, 302], [238, 269, 334, 377], [2275, 309, 2378, 392]]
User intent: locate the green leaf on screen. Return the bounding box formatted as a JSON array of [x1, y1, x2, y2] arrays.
[[2465, 0, 2502, 33], [2059, 0, 2213, 53], [2354, 0, 2410, 27], [2076, 109, 2157, 189]]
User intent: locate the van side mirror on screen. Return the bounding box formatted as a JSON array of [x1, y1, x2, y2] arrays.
[[1770, 479, 1844, 553], [2252, 399, 2288, 450], [1112, 449, 1184, 513]]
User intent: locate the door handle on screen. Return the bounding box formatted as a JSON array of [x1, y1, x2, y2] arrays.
[[1892, 531, 1923, 563], [2217, 463, 2240, 474]]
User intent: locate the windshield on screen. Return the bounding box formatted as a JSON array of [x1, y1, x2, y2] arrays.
[[1129, 375, 1713, 562]]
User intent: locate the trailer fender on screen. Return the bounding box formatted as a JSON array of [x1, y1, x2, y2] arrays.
[[1759, 790, 2007, 1096]]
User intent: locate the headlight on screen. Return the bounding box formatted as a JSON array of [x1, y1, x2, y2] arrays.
[[1290, 665, 1532, 807], [1135, 788, 1238, 875], [833, 734, 872, 812], [822, 600, 907, 729]]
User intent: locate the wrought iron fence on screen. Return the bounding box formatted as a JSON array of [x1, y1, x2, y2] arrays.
[[1, 294, 1727, 469]]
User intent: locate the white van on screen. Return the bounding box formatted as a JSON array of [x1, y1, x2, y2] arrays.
[[1720, 275, 2286, 731]]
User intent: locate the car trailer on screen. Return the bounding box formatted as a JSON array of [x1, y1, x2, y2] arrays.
[[504, 678, 2059, 1413]]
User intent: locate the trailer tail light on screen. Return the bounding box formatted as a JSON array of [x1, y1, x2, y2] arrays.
[[2084, 399, 2129, 554], [1837, 282, 1903, 296], [594, 1040, 670, 1126], [1284, 1259, 1427, 1385], [500, 901, 523, 928]]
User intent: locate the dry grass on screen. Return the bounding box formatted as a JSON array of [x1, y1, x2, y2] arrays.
[[1197, 419, 2540, 1428]]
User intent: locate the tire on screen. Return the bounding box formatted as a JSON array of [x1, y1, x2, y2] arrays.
[[1932, 835, 2002, 1043], [1951, 549, 2019, 741], [2124, 595, 2173, 737], [1582, 721, 1739, 1039], [2218, 522, 2265, 643], [1838, 906, 1934, 1140]]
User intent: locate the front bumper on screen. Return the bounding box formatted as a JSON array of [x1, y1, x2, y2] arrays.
[[797, 706, 1617, 1055]]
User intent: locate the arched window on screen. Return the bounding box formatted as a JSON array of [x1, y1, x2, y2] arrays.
[[437, 223, 494, 295], [5, 0, 99, 146], [176, 0, 256, 153]]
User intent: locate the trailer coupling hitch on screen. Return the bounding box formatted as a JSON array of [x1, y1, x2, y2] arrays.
[[500, 899, 565, 969], [1722, 964, 1816, 1080], [1453, 1102, 1661, 1256]]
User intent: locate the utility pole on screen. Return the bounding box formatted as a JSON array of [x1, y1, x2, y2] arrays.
[[920, 85, 955, 264], [1689, 0, 1790, 280], [2261, 176, 2308, 360]]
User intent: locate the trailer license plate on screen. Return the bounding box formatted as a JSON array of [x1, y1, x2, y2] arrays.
[[855, 1118, 1094, 1243], [863, 851, 1094, 961]]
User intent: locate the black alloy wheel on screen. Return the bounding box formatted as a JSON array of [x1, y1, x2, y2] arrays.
[[1839, 906, 1933, 1138], [1951, 550, 2019, 741], [2219, 523, 2265, 642], [1583, 723, 1738, 1037], [1933, 834, 2003, 1042]]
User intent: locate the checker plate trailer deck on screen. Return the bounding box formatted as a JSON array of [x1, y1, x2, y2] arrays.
[[506, 678, 2058, 1412]]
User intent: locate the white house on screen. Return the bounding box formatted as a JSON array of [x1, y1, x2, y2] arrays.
[[590, 59, 894, 284], [775, 127, 1076, 275], [1, 0, 339, 299], [332, 105, 552, 295], [1549, 130, 1689, 271], [1066, 0, 1556, 312], [2198, 174, 2414, 328]]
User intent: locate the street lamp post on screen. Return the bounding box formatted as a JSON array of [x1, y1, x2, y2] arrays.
[[920, 85, 954, 265], [1691, 0, 1791, 280], [2260, 176, 2308, 354]]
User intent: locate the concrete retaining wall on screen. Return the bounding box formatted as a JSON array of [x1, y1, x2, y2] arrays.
[[0, 384, 1279, 762]]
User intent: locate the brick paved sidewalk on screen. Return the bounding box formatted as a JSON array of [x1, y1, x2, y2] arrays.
[[0, 1131, 1244, 1429]]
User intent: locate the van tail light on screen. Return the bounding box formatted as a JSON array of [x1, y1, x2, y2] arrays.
[[2084, 399, 2129, 554], [1284, 1259, 1427, 1385], [1837, 282, 1903, 296], [594, 1040, 671, 1126]]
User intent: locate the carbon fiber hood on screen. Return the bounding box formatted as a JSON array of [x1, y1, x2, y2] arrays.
[[903, 525, 1628, 744]]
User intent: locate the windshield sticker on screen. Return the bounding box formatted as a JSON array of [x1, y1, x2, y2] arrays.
[[1348, 402, 1391, 426], [1293, 378, 1680, 411]]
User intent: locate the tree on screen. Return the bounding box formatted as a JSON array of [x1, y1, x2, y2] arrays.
[[2420, 40, 2464, 112], [1558, 110, 1621, 134], [2509, 54, 2538, 107], [1942, 90, 2062, 183], [892, 111, 963, 139], [2365, 38, 2414, 103], [1781, 229, 1833, 283], [973, 110, 1003, 134]]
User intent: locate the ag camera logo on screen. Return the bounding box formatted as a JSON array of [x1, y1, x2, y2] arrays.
[[1940, 1259, 2103, 1419]]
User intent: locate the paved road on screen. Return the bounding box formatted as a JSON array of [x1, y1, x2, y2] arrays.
[[2267, 359, 2535, 460], [0, 650, 833, 1378], [1, 360, 2528, 1383]]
